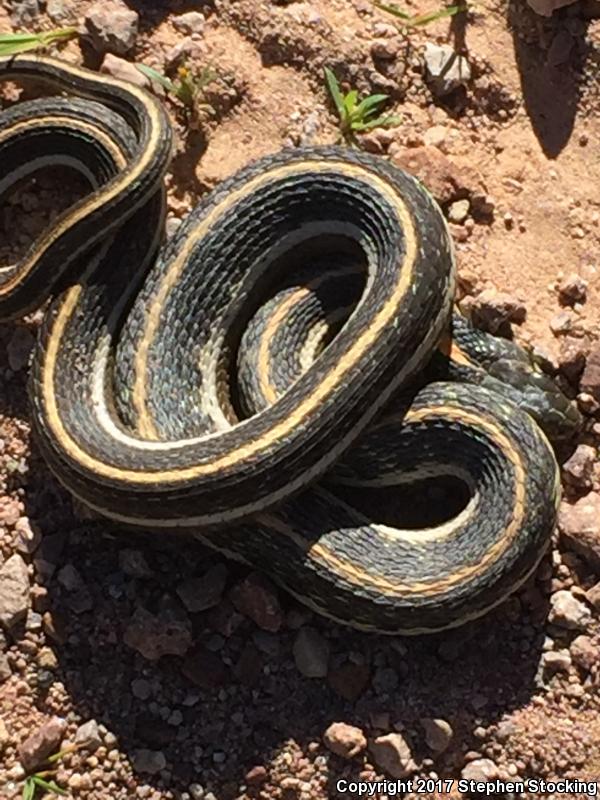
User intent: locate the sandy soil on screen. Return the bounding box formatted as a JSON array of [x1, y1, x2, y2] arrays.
[[0, 0, 600, 798]]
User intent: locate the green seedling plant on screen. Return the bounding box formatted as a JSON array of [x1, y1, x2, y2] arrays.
[[136, 62, 216, 120], [21, 745, 74, 800], [0, 28, 77, 57], [374, 1, 466, 27], [324, 67, 400, 145]]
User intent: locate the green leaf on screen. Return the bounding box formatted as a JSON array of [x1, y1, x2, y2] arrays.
[[408, 4, 462, 25], [135, 63, 177, 94], [31, 776, 68, 795], [0, 28, 77, 57], [373, 2, 412, 20], [353, 93, 389, 120], [22, 778, 35, 800], [353, 114, 401, 131], [324, 67, 345, 118], [342, 89, 359, 115]]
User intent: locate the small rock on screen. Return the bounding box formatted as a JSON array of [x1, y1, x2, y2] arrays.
[[177, 563, 228, 613], [424, 43, 471, 97], [172, 11, 205, 34], [423, 124, 448, 150], [323, 722, 367, 759], [391, 145, 483, 206], [461, 288, 526, 334], [447, 199, 470, 224], [561, 446, 596, 491], [369, 732, 417, 779], [581, 347, 600, 402], [0, 652, 11, 683], [57, 563, 85, 592], [181, 646, 227, 689], [10, 0, 42, 26], [124, 604, 192, 660], [548, 590, 592, 630], [131, 749, 166, 775], [587, 582, 600, 610], [233, 642, 263, 687], [84, 0, 139, 55], [527, 0, 579, 16], [461, 758, 499, 782], [328, 663, 371, 701], [558, 273, 587, 305], [14, 517, 41, 555], [33, 532, 66, 580], [0, 717, 9, 750], [558, 337, 588, 384], [131, 678, 152, 700], [101, 55, 150, 88], [370, 37, 401, 59], [559, 493, 600, 571], [570, 634, 598, 671], [229, 573, 283, 632], [37, 646, 58, 670], [118, 548, 153, 578], [6, 327, 35, 371], [541, 649, 572, 672], [0, 554, 30, 630], [74, 720, 102, 751], [245, 765, 268, 785], [46, 0, 75, 23], [18, 716, 67, 772], [550, 311, 574, 335], [292, 627, 330, 678], [421, 718, 453, 753]]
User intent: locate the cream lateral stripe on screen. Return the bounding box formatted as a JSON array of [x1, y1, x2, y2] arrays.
[[257, 407, 526, 595], [0, 70, 164, 292], [41, 159, 421, 484], [132, 161, 400, 429]]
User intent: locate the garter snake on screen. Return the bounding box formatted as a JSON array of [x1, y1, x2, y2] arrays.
[[0, 55, 579, 633]]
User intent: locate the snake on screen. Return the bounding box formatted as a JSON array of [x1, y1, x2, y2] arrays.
[[0, 55, 581, 634]]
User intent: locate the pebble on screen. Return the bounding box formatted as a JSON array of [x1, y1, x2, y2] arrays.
[[229, 572, 283, 632], [548, 590, 592, 630], [6, 327, 35, 372], [245, 765, 268, 785], [447, 199, 470, 224], [424, 43, 471, 96], [123, 605, 192, 660], [181, 646, 227, 689], [131, 678, 153, 700], [561, 446, 596, 491], [580, 347, 600, 401], [0, 652, 11, 683], [0, 717, 9, 750], [131, 749, 167, 775], [0, 553, 30, 630], [586, 582, 600, 610], [421, 718, 453, 753], [75, 719, 102, 751], [558, 337, 587, 383], [461, 758, 499, 781], [292, 627, 330, 678], [101, 55, 150, 88], [550, 310, 574, 335], [558, 273, 587, 305], [461, 288, 526, 334], [84, 0, 139, 55], [10, 0, 42, 26], [323, 722, 367, 759], [369, 732, 417, 778], [570, 634, 598, 672], [172, 11, 205, 34], [57, 563, 85, 592], [18, 716, 67, 771], [391, 145, 482, 205], [177, 563, 228, 613], [541, 649, 572, 672], [559, 493, 600, 571], [46, 0, 74, 23], [14, 516, 41, 555]]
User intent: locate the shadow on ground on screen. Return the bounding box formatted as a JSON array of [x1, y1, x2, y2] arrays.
[[507, 0, 599, 158]]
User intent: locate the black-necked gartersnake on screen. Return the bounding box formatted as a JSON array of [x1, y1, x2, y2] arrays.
[[0, 55, 580, 633]]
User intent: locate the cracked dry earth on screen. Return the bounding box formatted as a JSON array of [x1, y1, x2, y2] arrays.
[[1, 0, 600, 798]]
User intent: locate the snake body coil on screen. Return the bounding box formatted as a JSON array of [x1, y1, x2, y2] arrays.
[[0, 56, 573, 633]]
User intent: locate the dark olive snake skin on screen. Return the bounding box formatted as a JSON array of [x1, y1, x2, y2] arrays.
[[0, 55, 581, 633]]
